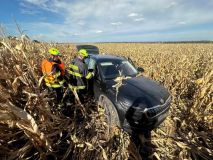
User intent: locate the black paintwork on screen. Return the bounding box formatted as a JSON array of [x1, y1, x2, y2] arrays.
[[76, 45, 99, 55], [78, 45, 171, 133]]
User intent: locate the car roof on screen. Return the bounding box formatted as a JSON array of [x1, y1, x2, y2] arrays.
[[90, 54, 126, 62]]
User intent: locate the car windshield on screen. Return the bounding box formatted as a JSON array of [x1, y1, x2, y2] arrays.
[[99, 60, 138, 79]]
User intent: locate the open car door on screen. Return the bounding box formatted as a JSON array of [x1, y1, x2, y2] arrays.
[[76, 45, 99, 55]]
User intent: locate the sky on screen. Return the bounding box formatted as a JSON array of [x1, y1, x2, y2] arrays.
[[0, 0, 213, 42]]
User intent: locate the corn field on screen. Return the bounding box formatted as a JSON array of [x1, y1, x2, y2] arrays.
[[0, 36, 212, 160]]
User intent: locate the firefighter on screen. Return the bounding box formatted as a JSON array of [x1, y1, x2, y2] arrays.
[[41, 48, 65, 104], [68, 49, 94, 101]]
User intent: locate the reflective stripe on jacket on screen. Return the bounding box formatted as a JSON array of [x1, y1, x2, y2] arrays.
[[68, 57, 93, 89], [41, 59, 65, 88]]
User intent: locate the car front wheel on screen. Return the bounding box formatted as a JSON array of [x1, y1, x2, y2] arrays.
[[98, 95, 120, 134]]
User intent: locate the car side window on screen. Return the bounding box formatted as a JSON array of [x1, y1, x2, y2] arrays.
[[88, 58, 96, 70], [87, 58, 101, 80]]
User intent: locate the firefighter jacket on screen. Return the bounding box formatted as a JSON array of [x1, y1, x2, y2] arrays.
[[41, 58, 65, 88], [68, 57, 93, 90]]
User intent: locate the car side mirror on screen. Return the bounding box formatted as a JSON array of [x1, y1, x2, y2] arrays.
[[137, 67, 145, 73]]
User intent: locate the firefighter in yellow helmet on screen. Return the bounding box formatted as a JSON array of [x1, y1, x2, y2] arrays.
[[41, 48, 65, 103], [68, 49, 94, 101]]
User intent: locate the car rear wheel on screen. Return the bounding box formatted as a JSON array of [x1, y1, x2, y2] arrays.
[[98, 95, 120, 134]]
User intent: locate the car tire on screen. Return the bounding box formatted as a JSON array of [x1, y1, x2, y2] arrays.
[[98, 95, 120, 132]]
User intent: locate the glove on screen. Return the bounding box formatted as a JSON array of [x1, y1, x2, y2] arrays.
[[91, 71, 95, 77]]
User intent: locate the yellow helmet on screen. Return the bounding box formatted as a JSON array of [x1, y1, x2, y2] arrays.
[[78, 49, 88, 58], [48, 48, 62, 56]]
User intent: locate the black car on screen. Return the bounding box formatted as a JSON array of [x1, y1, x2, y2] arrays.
[[77, 45, 171, 133]]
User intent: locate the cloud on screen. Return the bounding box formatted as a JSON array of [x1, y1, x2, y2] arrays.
[[166, 1, 177, 9], [95, 30, 103, 33], [22, 0, 59, 12], [22, 0, 48, 6], [72, 33, 80, 36], [21, 0, 50, 9], [21, 9, 40, 15], [77, 21, 86, 26], [128, 13, 138, 17], [178, 21, 186, 25], [111, 22, 122, 26], [16, 0, 213, 42], [134, 18, 145, 22], [20, 2, 41, 15]]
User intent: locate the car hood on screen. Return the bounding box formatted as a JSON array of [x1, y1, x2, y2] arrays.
[[107, 76, 170, 108]]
